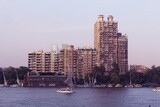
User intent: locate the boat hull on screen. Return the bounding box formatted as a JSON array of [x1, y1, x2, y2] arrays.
[[57, 90, 76, 94]]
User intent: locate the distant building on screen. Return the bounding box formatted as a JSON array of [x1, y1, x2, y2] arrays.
[[130, 65, 148, 73], [58, 45, 76, 75], [28, 50, 58, 72], [76, 47, 97, 79], [28, 50, 49, 72], [28, 45, 97, 79], [24, 72, 66, 87], [51, 50, 59, 72], [28, 15, 128, 75], [94, 15, 128, 74]]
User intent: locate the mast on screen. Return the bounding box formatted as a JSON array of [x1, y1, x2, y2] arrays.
[[14, 68, 20, 85], [64, 65, 73, 88], [129, 70, 132, 86], [2, 69, 7, 86]]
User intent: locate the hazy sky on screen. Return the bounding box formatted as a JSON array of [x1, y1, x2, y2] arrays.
[[0, 0, 160, 67]]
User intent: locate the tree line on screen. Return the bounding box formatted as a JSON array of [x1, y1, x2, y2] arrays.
[[82, 65, 160, 87], [1, 65, 160, 87], [0, 66, 30, 85]]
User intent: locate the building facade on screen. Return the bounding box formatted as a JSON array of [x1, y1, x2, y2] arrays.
[[28, 50, 46, 72], [24, 72, 66, 87], [94, 15, 128, 74], [51, 50, 59, 72], [28, 45, 97, 79], [58, 45, 77, 75], [130, 65, 148, 73], [76, 47, 97, 79], [28, 15, 128, 75]]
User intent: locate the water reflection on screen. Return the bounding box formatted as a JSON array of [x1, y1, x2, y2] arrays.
[[0, 87, 159, 107]]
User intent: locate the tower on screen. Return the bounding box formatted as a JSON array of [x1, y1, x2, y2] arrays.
[[94, 15, 128, 74]]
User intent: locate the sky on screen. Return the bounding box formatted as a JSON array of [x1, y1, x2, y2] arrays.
[[0, 0, 160, 68]]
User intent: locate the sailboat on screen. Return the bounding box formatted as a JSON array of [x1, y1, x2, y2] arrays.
[[125, 70, 133, 88], [10, 69, 21, 87], [57, 66, 76, 94], [1, 69, 9, 87]]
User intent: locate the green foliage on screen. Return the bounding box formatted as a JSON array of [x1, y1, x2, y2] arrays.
[[110, 72, 119, 85], [112, 61, 119, 75], [1, 65, 160, 87], [91, 65, 160, 86], [119, 73, 129, 85], [92, 65, 106, 84], [0, 66, 29, 85], [0, 68, 4, 84], [3, 67, 17, 85], [17, 66, 30, 80]]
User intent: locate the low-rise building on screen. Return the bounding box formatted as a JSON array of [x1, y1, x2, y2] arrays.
[[130, 65, 148, 73], [24, 72, 66, 87]]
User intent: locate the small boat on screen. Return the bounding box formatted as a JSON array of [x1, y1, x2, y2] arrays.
[[57, 87, 75, 94], [134, 84, 142, 88], [107, 84, 113, 88], [10, 84, 19, 88], [0, 84, 4, 87], [115, 84, 123, 88], [125, 85, 134, 88], [92, 84, 106, 88], [153, 87, 160, 92]]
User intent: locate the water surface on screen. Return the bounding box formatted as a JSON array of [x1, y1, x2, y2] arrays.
[[0, 87, 159, 107]]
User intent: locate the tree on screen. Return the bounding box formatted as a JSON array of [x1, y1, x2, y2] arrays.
[[92, 65, 106, 84], [110, 72, 120, 85], [17, 66, 30, 80], [3, 67, 17, 85], [0, 68, 4, 84], [112, 61, 119, 75]]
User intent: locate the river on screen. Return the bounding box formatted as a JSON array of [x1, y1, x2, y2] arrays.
[[0, 87, 159, 107]]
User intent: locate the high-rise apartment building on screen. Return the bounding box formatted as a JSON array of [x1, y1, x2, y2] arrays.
[[28, 45, 97, 79], [28, 15, 128, 75], [76, 47, 97, 79], [28, 50, 51, 72], [51, 50, 59, 72], [28, 50, 59, 72], [94, 15, 128, 74], [58, 45, 77, 75]]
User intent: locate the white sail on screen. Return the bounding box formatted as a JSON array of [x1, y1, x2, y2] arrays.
[[15, 69, 20, 85], [64, 66, 73, 88], [2, 69, 8, 86], [57, 65, 75, 94]]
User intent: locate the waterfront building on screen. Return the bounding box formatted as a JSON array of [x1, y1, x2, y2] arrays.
[[28, 50, 45, 72], [76, 47, 97, 79], [130, 65, 148, 73], [51, 50, 59, 72], [28, 15, 128, 75], [28, 50, 53, 72], [94, 15, 128, 74], [28, 45, 97, 80], [58, 45, 77, 75], [28, 49, 60, 72], [24, 72, 66, 87]]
